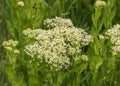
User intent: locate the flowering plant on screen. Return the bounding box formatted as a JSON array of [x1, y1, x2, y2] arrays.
[[2, 0, 119, 86], [23, 17, 93, 71]]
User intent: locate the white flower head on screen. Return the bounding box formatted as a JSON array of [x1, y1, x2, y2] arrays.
[[105, 24, 120, 55], [44, 17, 73, 29], [24, 17, 93, 71], [3, 39, 20, 54], [2, 39, 18, 47], [81, 55, 88, 61], [99, 35, 105, 40], [95, 0, 106, 7], [18, 1, 25, 7]]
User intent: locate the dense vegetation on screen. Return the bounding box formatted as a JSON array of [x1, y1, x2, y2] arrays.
[[0, 0, 120, 86]]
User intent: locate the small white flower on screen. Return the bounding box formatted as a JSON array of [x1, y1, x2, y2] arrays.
[[81, 55, 88, 61], [18, 1, 25, 7], [14, 49, 20, 54], [95, 0, 106, 7], [99, 35, 105, 40]]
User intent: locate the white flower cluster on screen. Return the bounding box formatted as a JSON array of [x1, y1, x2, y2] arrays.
[[2, 39, 20, 54], [22, 28, 43, 38], [23, 17, 93, 70], [105, 24, 120, 55], [95, 0, 106, 7], [44, 17, 73, 29]]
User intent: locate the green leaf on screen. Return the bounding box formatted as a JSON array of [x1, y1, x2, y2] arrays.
[[89, 56, 103, 73], [29, 74, 39, 86]]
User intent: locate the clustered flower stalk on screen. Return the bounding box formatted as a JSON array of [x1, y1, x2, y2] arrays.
[[2, 39, 22, 86], [2, 39, 20, 64], [91, 0, 106, 56], [89, 0, 116, 85]]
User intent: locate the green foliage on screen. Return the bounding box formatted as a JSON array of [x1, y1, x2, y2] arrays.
[[89, 0, 117, 86]]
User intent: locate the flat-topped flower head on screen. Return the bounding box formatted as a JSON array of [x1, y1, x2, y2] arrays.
[[44, 17, 74, 29], [23, 17, 93, 71], [3, 39, 18, 47], [18, 1, 25, 7], [3, 39, 20, 54], [95, 0, 106, 7]]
